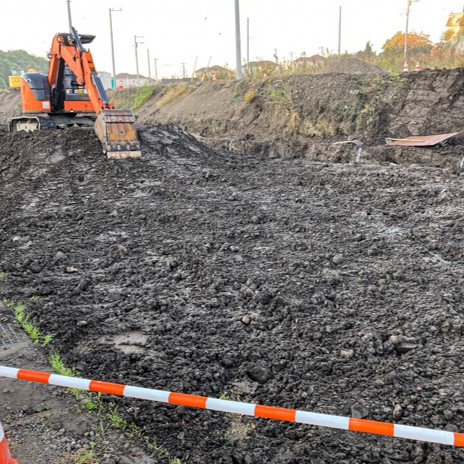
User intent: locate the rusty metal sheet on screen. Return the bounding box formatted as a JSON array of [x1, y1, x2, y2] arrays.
[[385, 132, 459, 147]]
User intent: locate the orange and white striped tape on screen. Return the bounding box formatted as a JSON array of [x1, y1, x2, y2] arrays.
[[0, 421, 18, 464], [1, 365, 463, 447]]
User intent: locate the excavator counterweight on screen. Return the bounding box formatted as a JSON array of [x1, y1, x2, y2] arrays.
[[9, 27, 141, 159]]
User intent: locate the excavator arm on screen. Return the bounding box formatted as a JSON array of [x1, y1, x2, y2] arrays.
[[48, 28, 112, 114]]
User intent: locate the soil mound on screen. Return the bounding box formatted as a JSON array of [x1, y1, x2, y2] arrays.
[[1, 124, 464, 462], [316, 57, 388, 76], [0, 90, 21, 126]]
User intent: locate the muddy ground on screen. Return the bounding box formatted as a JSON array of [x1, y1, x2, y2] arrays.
[[0, 122, 463, 463], [1, 64, 464, 463], [0, 300, 154, 464]]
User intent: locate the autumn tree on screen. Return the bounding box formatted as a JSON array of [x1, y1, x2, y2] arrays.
[[382, 32, 432, 54]]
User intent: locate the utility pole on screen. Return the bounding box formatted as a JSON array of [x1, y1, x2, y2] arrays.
[[181, 62, 187, 78], [338, 4, 342, 55], [134, 35, 144, 86], [234, 0, 243, 80], [247, 17, 250, 77], [153, 58, 158, 81], [67, 0, 73, 32], [147, 49, 151, 80], [109, 8, 122, 90], [192, 57, 198, 80], [404, 0, 412, 66]]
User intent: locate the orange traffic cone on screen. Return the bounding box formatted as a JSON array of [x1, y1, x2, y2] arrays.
[[402, 61, 409, 72], [0, 422, 18, 464], [415, 62, 421, 71]]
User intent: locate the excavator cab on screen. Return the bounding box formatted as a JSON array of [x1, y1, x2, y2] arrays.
[[9, 27, 141, 159]]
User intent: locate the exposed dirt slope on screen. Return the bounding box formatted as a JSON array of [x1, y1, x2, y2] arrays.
[[1, 126, 464, 463], [132, 69, 464, 165]]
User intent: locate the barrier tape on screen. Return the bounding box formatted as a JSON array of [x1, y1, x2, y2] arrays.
[[1, 365, 463, 447], [0, 421, 18, 464]]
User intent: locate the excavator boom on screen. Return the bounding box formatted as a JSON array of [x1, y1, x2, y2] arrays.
[[10, 27, 141, 159]]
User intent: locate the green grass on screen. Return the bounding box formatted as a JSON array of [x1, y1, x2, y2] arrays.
[[0, 272, 7, 282], [106, 403, 127, 430], [132, 85, 155, 110], [14, 303, 40, 344], [49, 350, 75, 376], [3, 299, 55, 347], [74, 443, 98, 464], [265, 80, 293, 109]]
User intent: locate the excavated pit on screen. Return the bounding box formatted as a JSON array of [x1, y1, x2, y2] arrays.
[[1, 124, 464, 463]]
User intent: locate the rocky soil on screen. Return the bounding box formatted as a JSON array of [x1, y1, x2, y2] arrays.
[[0, 120, 463, 463], [1, 63, 464, 463]]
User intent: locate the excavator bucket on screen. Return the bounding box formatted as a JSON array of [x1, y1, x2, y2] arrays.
[[94, 109, 141, 159]]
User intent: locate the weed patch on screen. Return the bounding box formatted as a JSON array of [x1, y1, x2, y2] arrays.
[[132, 85, 155, 110], [157, 84, 192, 107]]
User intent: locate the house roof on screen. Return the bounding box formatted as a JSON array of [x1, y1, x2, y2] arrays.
[[116, 72, 149, 79], [293, 55, 326, 64], [195, 65, 230, 73], [248, 60, 280, 68]]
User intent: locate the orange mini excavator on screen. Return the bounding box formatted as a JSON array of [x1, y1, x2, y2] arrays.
[[9, 27, 141, 159]]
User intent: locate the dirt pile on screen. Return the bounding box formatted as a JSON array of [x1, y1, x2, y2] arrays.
[[1, 124, 464, 462], [316, 57, 388, 76], [0, 91, 20, 130]]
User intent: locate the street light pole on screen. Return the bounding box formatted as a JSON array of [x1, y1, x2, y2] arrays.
[[234, 0, 243, 80], [109, 8, 122, 90], [147, 49, 151, 80], [134, 35, 144, 86]]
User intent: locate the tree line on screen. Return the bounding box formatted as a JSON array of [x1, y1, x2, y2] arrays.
[[0, 50, 48, 89]]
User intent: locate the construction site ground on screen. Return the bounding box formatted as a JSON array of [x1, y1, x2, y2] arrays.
[[1, 61, 464, 463]]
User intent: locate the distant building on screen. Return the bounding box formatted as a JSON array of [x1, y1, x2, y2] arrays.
[[292, 54, 326, 69], [246, 60, 281, 77], [115, 73, 155, 88], [194, 65, 234, 80], [98, 71, 112, 90]]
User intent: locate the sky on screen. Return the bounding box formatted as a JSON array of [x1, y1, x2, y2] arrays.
[[1, 0, 463, 78]]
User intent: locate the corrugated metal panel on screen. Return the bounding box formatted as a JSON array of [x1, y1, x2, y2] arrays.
[[385, 133, 459, 147]]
